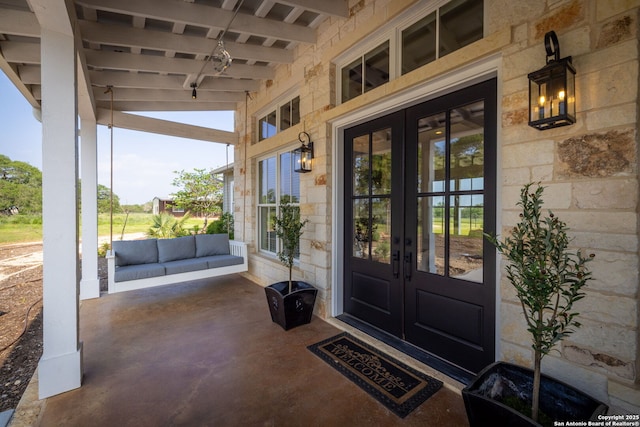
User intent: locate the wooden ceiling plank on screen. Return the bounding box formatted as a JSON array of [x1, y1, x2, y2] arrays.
[[78, 21, 293, 64], [84, 49, 275, 79], [76, 0, 315, 44], [0, 9, 40, 37]]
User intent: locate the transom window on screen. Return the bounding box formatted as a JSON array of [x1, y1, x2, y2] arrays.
[[258, 96, 300, 141], [257, 149, 301, 257], [338, 0, 483, 104]]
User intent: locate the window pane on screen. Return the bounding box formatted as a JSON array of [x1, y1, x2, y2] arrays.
[[417, 195, 444, 275], [260, 206, 277, 254], [280, 152, 300, 203], [259, 157, 276, 203], [371, 197, 391, 264], [402, 12, 436, 74], [448, 195, 483, 282], [439, 0, 483, 58], [364, 41, 389, 93], [259, 111, 277, 141], [291, 96, 300, 126], [417, 113, 446, 193], [280, 102, 292, 131], [371, 128, 392, 195], [352, 134, 369, 196], [342, 57, 362, 103], [450, 100, 484, 189], [353, 199, 370, 259]]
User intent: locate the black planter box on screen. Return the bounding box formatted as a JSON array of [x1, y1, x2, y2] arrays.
[[265, 281, 317, 331], [462, 361, 608, 427]]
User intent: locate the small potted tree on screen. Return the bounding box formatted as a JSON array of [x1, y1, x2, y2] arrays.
[[462, 183, 608, 426], [264, 200, 317, 330]]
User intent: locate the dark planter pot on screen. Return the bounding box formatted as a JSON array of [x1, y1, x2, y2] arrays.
[[462, 361, 608, 427], [265, 281, 317, 331]]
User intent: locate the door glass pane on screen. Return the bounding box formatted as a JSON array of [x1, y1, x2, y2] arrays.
[[417, 113, 446, 193], [353, 199, 370, 259], [450, 100, 484, 189], [371, 197, 391, 264], [364, 41, 390, 93], [402, 12, 436, 74], [371, 128, 392, 195], [352, 134, 369, 196], [259, 157, 276, 203], [260, 206, 276, 253], [439, 0, 484, 58], [342, 57, 362, 103], [417, 195, 445, 275], [448, 195, 483, 282]]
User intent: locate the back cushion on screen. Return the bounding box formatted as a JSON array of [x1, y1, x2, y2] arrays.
[[157, 235, 196, 263], [195, 234, 230, 257], [113, 239, 158, 267]]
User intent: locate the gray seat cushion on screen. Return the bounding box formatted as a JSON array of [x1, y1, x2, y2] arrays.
[[161, 258, 209, 275], [113, 239, 158, 267], [157, 235, 196, 263], [114, 263, 165, 282], [201, 255, 244, 269], [195, 234, 230, 257]]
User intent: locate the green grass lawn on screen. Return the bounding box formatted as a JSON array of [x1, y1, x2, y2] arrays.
[[0, 213, 207, 245]]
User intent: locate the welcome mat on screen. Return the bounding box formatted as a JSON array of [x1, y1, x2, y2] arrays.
[[307, 333, 443, 418]]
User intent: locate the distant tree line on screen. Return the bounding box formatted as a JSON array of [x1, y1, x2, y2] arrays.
[[0, 154, 150, 216]]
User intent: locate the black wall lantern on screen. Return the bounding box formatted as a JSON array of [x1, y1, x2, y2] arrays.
[[293, 132, 313, 173], [528, 31, 576, 130]]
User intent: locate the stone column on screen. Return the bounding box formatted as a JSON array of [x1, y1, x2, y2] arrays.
[[37, 26, 83, 399], [80, 118, 100, 300]]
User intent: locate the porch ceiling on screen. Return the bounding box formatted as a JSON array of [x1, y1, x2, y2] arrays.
[[0, 0, 347, 118]]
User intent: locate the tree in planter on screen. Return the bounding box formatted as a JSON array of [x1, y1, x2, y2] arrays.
[[272, 200, 308, 294], [485, 183, 594, 423]]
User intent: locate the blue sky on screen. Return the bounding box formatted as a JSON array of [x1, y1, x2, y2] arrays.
[[0, 72, 235, 205]]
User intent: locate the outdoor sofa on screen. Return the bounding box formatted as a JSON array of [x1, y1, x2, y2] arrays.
[[106, 234, 247, 294]]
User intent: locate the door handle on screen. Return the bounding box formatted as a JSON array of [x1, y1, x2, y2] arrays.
[[404, 252, 412, 280], [392, 250, 400, 278]]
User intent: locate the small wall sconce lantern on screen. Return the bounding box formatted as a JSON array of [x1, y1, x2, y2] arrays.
[[294, 132, 314, 173], [528, 31, 576, 130]]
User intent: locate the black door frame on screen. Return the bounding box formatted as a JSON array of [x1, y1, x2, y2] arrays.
[[341, 78, 497, 374]]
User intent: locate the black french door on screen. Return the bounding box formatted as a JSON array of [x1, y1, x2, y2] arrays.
[[343, 79, 497, 373]]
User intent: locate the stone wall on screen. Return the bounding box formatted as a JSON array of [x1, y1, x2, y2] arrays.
[[234, 0, 640, 413]]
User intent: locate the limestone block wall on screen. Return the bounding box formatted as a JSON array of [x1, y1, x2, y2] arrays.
[[233, 0, 640, 412]]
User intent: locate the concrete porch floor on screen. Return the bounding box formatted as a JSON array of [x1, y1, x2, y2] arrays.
[[11, 275, 469, 426]]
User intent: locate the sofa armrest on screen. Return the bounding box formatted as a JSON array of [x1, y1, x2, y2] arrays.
[[107, 250, 116, 294], [229, 240, 248, 270]]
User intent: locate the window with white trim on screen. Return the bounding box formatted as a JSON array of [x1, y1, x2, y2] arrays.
[[338, 0, 483, 103], [257, 148, 301, 257], [258, 96, 300, 141]]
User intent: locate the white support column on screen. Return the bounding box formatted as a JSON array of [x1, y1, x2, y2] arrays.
[[80, 118, 100, 300], [37, 26, 83, 399]]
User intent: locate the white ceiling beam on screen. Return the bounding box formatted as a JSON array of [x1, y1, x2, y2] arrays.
[[17, 65, 41, 84], [255, 0, 275, 18], [98, 100, 237, 112], [29, 0, 75, 35], [0, 9, 39, 37], [88, 70, 260, 92], [0, 52, 39, 108], [96, 109, 238, 144], [76, 0, 316, 44], [84, 50, 275, 79], [277, 0, 348, 18], [92, 87, 245, 103], [78, 21, 293, 64]]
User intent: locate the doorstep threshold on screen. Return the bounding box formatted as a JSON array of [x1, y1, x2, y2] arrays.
[[335, 314, 475, 386]]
